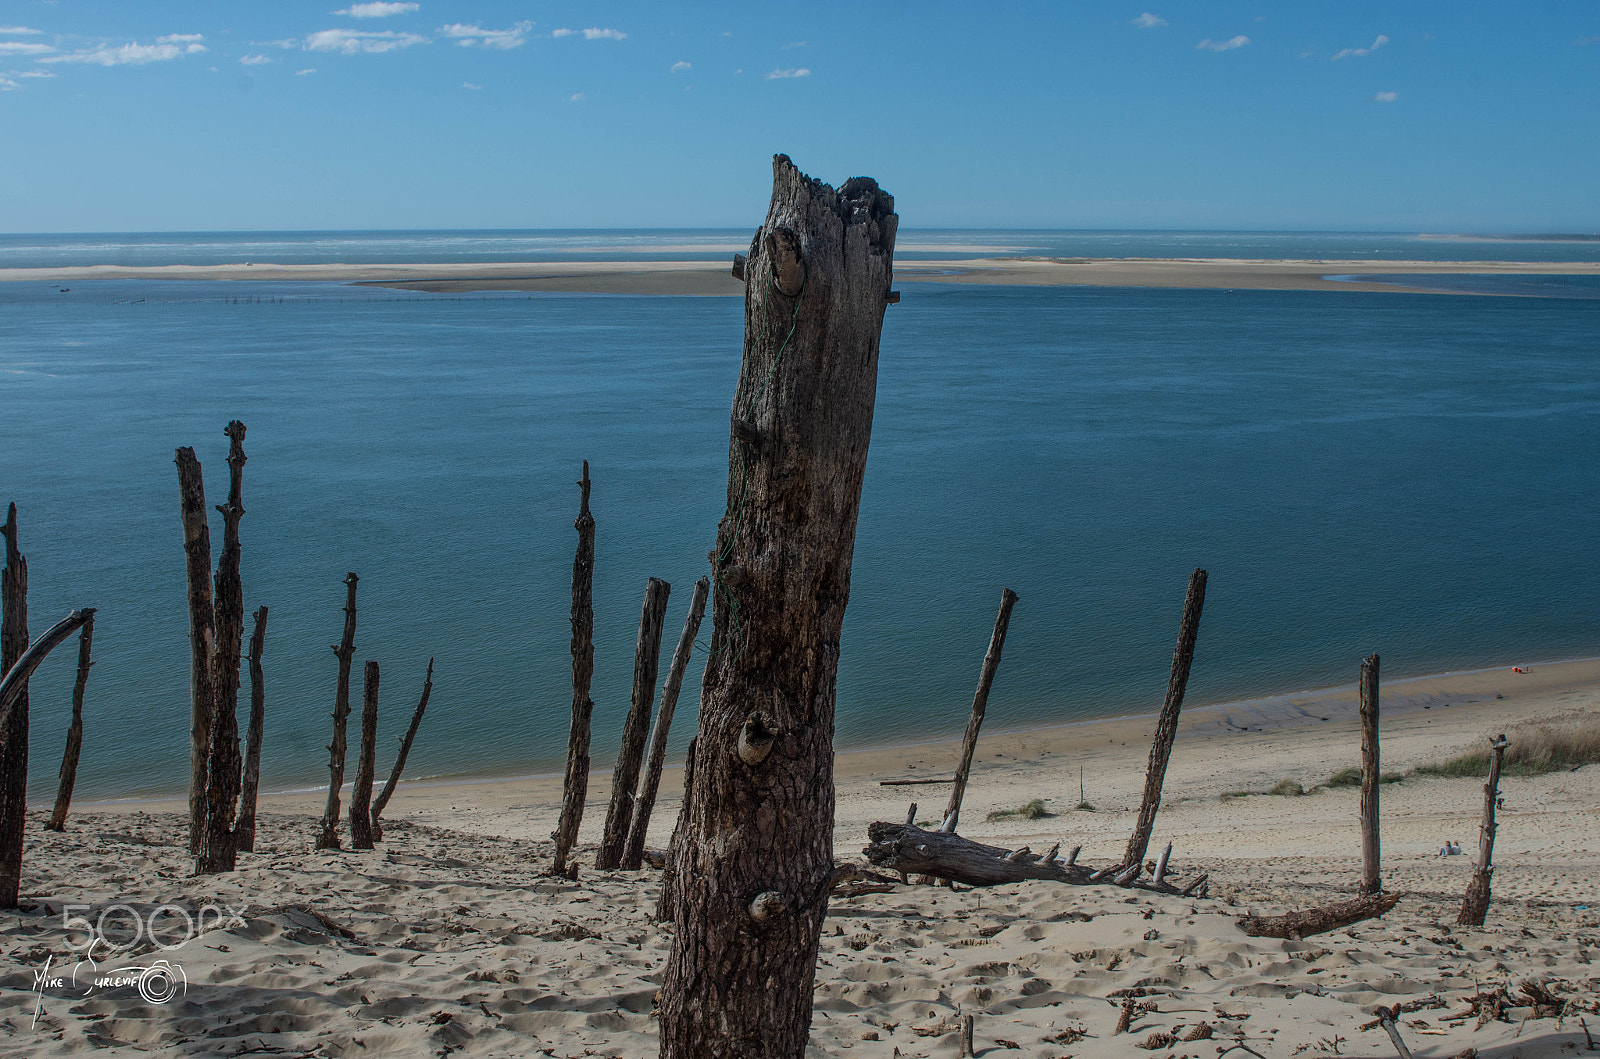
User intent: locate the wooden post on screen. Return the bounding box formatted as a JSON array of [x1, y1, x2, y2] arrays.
[[0, 505, 27, 906], [45, 617, 95, 832], [1153, 842, 1173, 886], [1359, 653, 1382, 895], [0, 611, 94, 733], [1457, 733, 1509, 926], [551, 462, 596, 878], [941, 588, 1019, 833], [597, 576, 671, 870], [1121, 568, 1207, 875], [349, 661, 379, 850], [316, 573, 358, 850], [174, 452, 216, 856], [371, 657, 432, 841], [197, 421, 247, 875], [960, 1013, 976, 1056], [622, 576, 709, 870], [659, 155, 897, 1058], [235, 606, 268, 852]]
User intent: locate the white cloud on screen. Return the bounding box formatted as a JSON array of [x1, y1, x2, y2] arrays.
[[239, 53, 272, 65], [462, 81, 481, 89], [582, 28, 625, 40], [335, 2, 419, 17], [568, 91, 584, 101], [40, 39, 208, 65], [1333, 34, 1389, 60], [439, 21, 532, 49], [551, 28, 572, 38], [766, 66, 810, 79], [0, 41, 53, 55], [1371, 90, 1399, 103], [304, 28, 427, 53], [296, 67, 317, 74], [0, 26, 43, 35], [158, 33, 205, 44], [0, 76, 15, 91], [1196, 35, 1249, 51], [670, 60, 690, 73], [16, 69, 52, 78], [1133, 13, 1167, 29], [782, 40, 806, 49]]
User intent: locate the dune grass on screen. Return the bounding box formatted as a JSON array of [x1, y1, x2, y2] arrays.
[[986, 798, 1053, 822], [1417, 715, 1600, 778]]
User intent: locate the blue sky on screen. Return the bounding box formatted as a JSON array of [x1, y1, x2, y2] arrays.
[[1, 2, 1596, 232]]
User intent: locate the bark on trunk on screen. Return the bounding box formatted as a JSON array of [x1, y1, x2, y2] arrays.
[[596, 576, 671, 870], [235, 606, 268, 852], [348, 660, 379, 850], [197, 421, 247, 875], [656, 736, 695, 921], [1121, 568, 1207, 874], [1457, 734, 1508, 926], [551, 461, 596, 878], [371, 657, 431, 841], [622, 576, 709, 869], [1236, 891, 1401, 939], [658, 155, 897, 1059], [0, 505, 28, 906], [46, 617, 95, 832], [864, 823, 1092, 886], [316, 573, 359, 850], [942, 588, 1018, 833], [175, 450, 217, 857], [1359, 652, 1382, 896]]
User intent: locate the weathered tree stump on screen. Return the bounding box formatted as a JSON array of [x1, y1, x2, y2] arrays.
[[1457, 734, 1509, 926], [658, 155, 897, 1058], [1236, 891, 1401, 940], [46, 617, 95, 832], [349, 661, 379, 850], [0, 505, 27, 906], [174, 451, 218, 856], [197, 421, 248, 875], [551, 462, 597, 878], [316, 573, 359, 851], [235, 606, 268, 852], [371, 657, 432, 841], [596, 576, 670, 870], [1359, 652, 1382, 895], [942, 588, 1018, 834]]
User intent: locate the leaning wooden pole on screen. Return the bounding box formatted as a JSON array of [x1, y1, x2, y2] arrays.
[[46, 616, 95, 832], [348, 661, 379, 850], [596, 576, 671, 870], [0, 611, 96, 734], [551, 462, 597, 878], [1457, 733, 1509, 926], [175, 450, 217, 856], [0, 504, 28, 907], [942, 588, 1019, 833], [371, 657, 432, 841], [235, 606, 268, 852], [622, 576, 709, 870], [659, 155, 897, 1058], [1121, 568, 1207, 876], [316, 573, 359, 850], [197, 420, 247, 875], [1359, 652, 1382, 896]]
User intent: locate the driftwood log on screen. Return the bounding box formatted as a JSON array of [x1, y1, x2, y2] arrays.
[[316, 573, 359, 850], [370, 656, 432, 841], [1235, 891, 1401, 940], [46, 617, 95, 832], [866, 823, 1094, 886], [0, 503, 27, 907], [235, 606, 268, 852], [596, 576, 670, 870], [551, 461, 596, 878], [348, 661, 379, 850], [1359, 652, 1382, 895]]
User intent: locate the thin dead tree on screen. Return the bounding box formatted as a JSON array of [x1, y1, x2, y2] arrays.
[[175, 449, 217, 856], [622, 576, 709, 870], [0, 504, 28, 907], [0, 611, 96, 727], [596, 576, 671, 870], [348, 661, 379, 850], [1458, 733, 1509, 926], [235, 606, 268, 852], [316, 572, 359, 850], [659, 155, 897, 1058], [371, 657, 432, 841], [1120, 568, 1207, 882], [197, 421, 248, 874], [551, 462, 597, 878], [941, 588, 1019, 833], [45, 617, 96, 831], [1359, 652, 1382, 895]]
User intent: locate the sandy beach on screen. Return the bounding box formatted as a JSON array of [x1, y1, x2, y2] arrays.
[[6, 256, 1600, 296], [4, 657, 1596, 1056]]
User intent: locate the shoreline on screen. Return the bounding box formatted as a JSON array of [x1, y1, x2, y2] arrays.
[[6, 255, 1600, 295]]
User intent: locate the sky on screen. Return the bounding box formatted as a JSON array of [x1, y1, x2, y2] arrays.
[[1, 1, 1596, 233]]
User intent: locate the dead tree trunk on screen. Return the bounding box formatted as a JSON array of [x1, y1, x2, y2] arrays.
[[1237, 891, 1401, 940], [622, 576, 709, 869], [349, 661, 379, 850], [942, 588, 1018, 833], [597, 576, 671, 870], [371, 657, 432, 841], [0, 611, 95, 731], [197, 421, 247, 875], [1121, 568, 1207, 875], [316, 573, 359, 850], [659, 155, 897, 1059], [1458, 734, 1508, 926], [551, 461, 596, 878], [656, 736, 695, 922], [235, 606, 268, 852], [175, 451, 218, 856], [0, 505, 28, 907], [46, 617, 95, 832], [1359, 652, 1382, 895], [866, 823, 1092, 886]]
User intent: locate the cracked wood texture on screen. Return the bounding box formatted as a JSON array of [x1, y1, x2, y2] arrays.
[[551, 462, 596, 877], [348, 660, 379, 850], [1359, 652, 1382, 895], [175, 451, 217, 857], [198, 421, 247, 874], [0, 504, 28, 907], [596, 576, 670, 870], [658, 155, 896, 1059]]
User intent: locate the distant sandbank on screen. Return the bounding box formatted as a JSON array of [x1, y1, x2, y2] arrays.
[[7, 256, 1600, 295]]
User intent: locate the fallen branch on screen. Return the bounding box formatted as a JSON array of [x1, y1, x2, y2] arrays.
[[866, 822, 1093, 886], [1236, 892, 1401, 940]]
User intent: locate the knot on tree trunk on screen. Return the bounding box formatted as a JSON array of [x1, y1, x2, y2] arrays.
[[748, 891, 785, 923], [738, 712, 778, 766], [764, 226, 805, 297]]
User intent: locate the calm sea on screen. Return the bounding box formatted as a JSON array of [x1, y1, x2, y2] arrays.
[[1, 230, 1597, 800]]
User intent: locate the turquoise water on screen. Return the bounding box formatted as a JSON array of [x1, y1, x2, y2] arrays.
[[1, 273, 1597, 800]]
